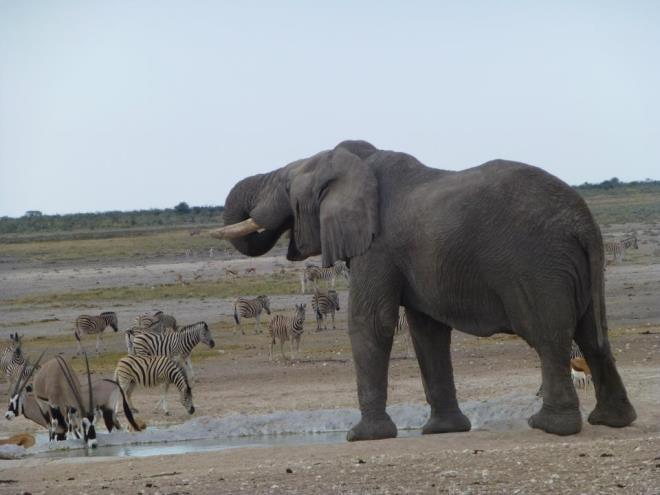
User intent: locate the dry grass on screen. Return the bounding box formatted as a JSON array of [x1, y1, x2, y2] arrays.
[[0, 229, 232, 264], [8, 272, 312, 307]]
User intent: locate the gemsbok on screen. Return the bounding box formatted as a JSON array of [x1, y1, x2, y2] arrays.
[[33, 353, 97, 447]]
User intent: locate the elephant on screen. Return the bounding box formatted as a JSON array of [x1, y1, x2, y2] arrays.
[[212, 140, 636, 441]]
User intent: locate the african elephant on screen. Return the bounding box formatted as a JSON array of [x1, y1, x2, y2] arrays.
[[212, 140, 636, 441]]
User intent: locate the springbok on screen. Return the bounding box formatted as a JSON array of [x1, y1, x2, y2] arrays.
[[571, 356, 592, 391]]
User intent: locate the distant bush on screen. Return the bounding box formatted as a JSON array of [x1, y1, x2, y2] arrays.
[[0, 205, 224, 235], [174, 202, 191, 214], [574, 177, 660, 191]]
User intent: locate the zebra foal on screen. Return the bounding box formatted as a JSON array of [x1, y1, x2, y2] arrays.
[[234, 295, 271, 335], [604, 234, 638, 264], [114, 355, 195, 415], [312, 289, 340, 331], [300, 261, 349, 293], [269, 304, 306, 361], [74, 311, 118, 354], [131, 321, 215, 382], [134, 310, 177, 333]]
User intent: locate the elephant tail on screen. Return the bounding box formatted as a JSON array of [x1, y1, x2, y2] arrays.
[[583, 231, 607, 350]]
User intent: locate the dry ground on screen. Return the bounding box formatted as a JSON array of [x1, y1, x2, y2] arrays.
[[0, 225, 659, 494]]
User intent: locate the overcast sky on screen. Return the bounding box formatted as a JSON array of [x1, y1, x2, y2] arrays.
[[1, 1, 659, 218]]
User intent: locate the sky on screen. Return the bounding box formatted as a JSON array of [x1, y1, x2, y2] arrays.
[[1, 1, 659, 218]]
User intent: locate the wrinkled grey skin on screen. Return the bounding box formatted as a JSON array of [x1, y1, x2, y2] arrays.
[[222, 140, 636, 441]]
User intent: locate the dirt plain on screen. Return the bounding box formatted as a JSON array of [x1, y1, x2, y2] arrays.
[[0, 224, 659, 494]]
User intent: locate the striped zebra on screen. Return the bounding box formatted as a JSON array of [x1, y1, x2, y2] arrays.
[[131, 321, 214, 383], [536, 343, 584, 397], [1, 333, 38, 387], [604, 234, 638, 264], [394, 310, 413, 358], [134, 311, 177, 333], [268, 304, 306, 361], [74, 312, 118, 354], [311, 289, 340, 331], [114, 355, 195, 415], [300, 261, 349, 294], [233, 296, 271, 335]]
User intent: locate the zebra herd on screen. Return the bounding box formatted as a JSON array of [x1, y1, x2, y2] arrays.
[[1, 309, 213, 445]]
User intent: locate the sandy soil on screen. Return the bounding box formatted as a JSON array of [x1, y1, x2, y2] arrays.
[[0, 229, 659, 494]]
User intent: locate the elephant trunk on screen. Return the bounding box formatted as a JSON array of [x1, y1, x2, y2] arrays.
[[219, 172, 293, 257]]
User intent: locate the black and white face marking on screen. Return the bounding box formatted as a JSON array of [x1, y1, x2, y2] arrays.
[[82, 415, 97, 448], [5, 392, 22, 420]]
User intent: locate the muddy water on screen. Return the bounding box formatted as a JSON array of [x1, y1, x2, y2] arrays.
[[34, 429, 421, 459]]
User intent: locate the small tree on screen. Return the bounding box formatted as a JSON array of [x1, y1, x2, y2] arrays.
[[24, 210, 43, 218], [174, 202, 191, 214]]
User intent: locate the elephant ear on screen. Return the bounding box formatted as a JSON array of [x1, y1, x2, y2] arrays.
[[318, 148, 379, 267]]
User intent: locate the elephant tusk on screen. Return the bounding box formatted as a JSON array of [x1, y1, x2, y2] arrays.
[[207, 218, 264, 239]]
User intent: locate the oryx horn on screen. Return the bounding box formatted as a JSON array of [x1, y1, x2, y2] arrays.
[[84, 351, 93, 416], [55, 355, 86, 416], [207, 218, 263, 239]]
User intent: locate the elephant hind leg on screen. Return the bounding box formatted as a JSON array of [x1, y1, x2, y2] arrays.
[[574, 307, 636, 428], [529, 337, 582, 435]]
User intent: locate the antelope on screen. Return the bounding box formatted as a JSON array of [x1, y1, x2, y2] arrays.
[[68, 378, 143, 435], [5, 353, 50, 432], [0, 433, 35, 448], [571, 356, 592, 391], [33, 354, 97, 447]]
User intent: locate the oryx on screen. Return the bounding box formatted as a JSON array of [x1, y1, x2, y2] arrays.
[[5, 353, 51, 431], [33, 353, 97, 447], [69, 378, 143, 434]]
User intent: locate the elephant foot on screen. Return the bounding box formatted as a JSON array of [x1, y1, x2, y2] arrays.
[[346, 415, 397, 442], [422, 409, 471, 435], [528, 404, 582, 436], [588, 399, 636, 428]]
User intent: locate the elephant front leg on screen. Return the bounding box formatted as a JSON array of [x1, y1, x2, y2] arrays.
[[345, 259, 400, 442], [406, 309, 471, 435], [347, 327, 397, 441]]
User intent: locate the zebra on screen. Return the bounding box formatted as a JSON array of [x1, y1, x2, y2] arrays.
[[536, 343, 585, 397], [74, 311, 119, 354], [234, 295, 271, 335], [604, 234, 638, 264], [300, 261, 350, 293], [124, 312, 178, 354], [1, 333, 39, 387], [114, 355, 195, 415], [394, 310, 413, 358], [131, 321, 215, 382], [133, 310, 177, 333], [268, 304, 306, 361], [311, 289, 340, 331]]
